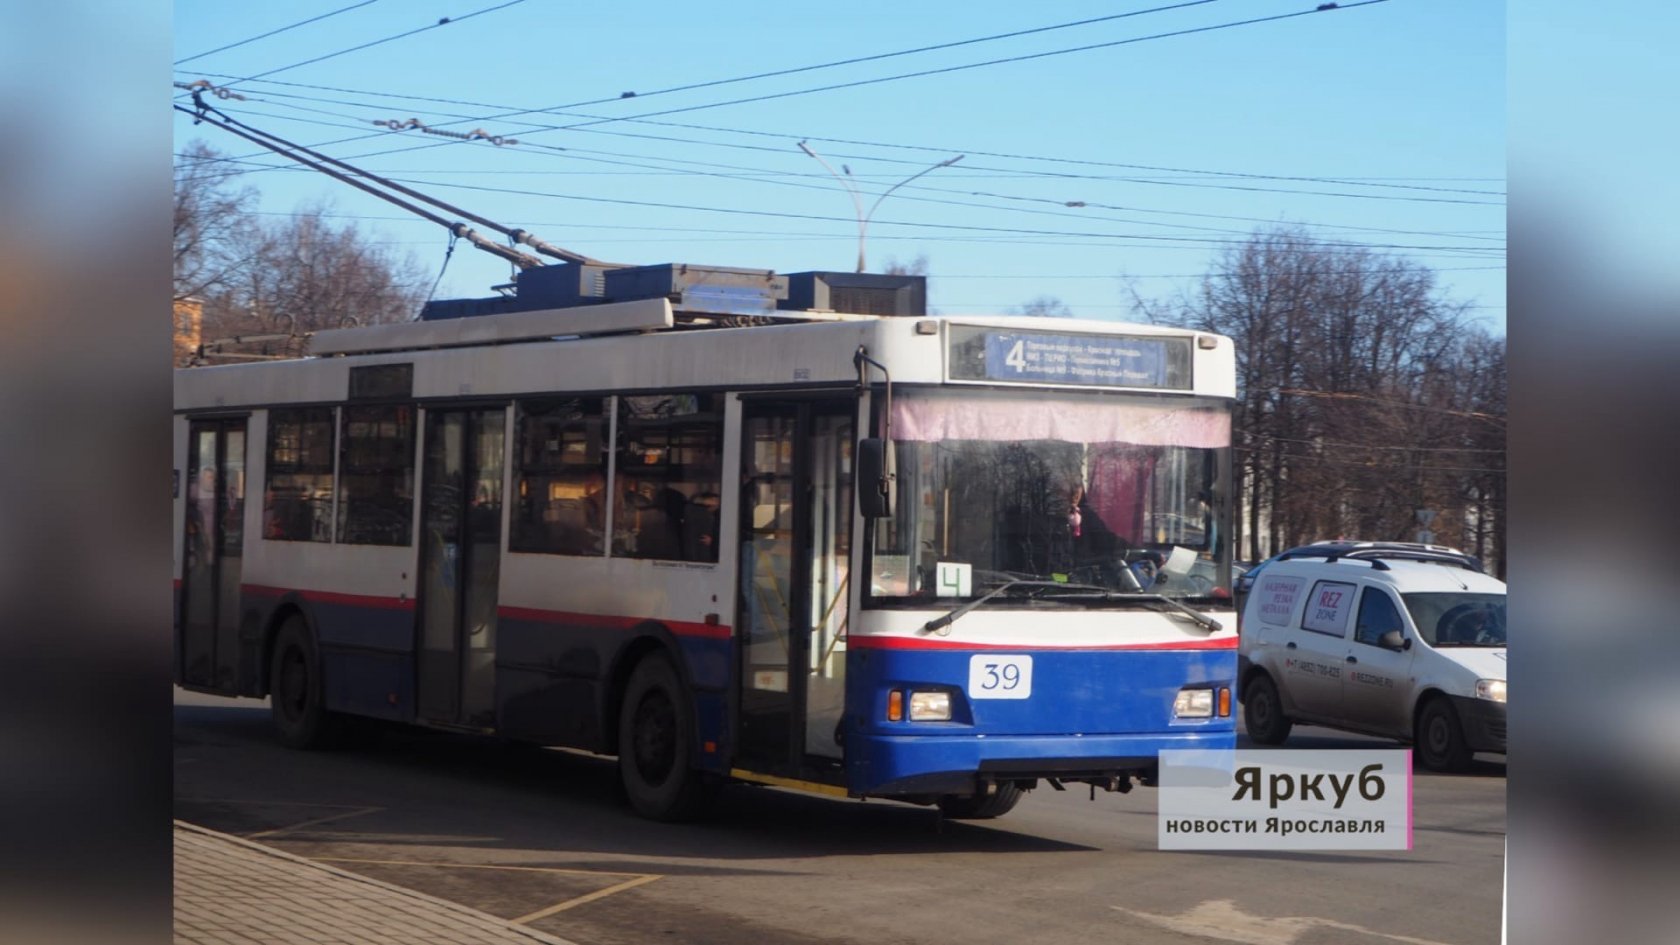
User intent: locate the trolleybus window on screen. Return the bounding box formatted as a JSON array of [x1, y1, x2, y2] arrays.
[[511, 397, 609, 556], [264, 407, 335, 542], [336, 404, 415, 546], [613, 393, 723, 563]]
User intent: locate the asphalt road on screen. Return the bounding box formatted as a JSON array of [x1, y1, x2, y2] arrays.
[[175, 688, 1505, 945]]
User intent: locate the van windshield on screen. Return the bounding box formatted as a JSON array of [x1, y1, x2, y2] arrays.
[[1402, 593, 1507, 647]]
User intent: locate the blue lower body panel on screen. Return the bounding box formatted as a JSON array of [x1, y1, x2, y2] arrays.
[[844, 645, 1236, 796], [853, 730, 1235, 795]]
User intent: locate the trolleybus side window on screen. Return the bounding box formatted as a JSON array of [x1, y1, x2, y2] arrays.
[[510, 397, 609, 556], [336, 404, 415, 546], [613, 393, 723, 563], [264, 407, 335, 542]]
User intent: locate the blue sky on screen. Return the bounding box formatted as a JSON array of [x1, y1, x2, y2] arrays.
[[172, 0, 1505, 333]]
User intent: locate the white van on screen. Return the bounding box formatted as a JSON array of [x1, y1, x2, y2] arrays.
[[1237, 544, 1506, 771]]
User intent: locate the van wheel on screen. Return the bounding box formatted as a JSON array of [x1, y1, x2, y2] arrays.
[[618, 653, 713, 821], [269, 615, 339, 749], [938, 782, 1024, 820], [1242, 674, 1293, 745], [1415, 697, 1472, 772]]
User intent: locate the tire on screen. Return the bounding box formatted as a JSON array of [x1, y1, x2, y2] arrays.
[[1415, 697, 1472, 772], [1242, 674, 1293, 745], [937, 782, 1024, 820], [618, 653, 712, 821], [269, 615, 339, 749]]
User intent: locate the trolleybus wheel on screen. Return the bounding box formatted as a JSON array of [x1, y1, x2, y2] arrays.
[[269, 615, 338, 749], [1242, 674, 1293, 745], [618, 652, 711, 821], [1415, 696, 1472, 773], [937, 782, 1024, 820]]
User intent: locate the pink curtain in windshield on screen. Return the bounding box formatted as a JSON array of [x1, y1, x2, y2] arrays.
[[1088, 448, 1157, 543], [892, 396, 1227, 448]]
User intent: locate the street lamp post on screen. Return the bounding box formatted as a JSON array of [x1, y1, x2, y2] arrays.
[[798, 140, 962, 273]]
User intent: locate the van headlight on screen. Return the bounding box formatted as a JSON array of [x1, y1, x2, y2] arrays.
[[1475, 679, 1507, 703], [908, 690, 952, 721], [1173, 688, 1214, 718]]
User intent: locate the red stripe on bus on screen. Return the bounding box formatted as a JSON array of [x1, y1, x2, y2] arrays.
[[847, 635, 1239, 652], [241, 584, 416, 611], [497, 606, 732, 641]]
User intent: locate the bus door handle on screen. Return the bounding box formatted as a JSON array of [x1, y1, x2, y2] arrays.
[[1285, 642, 1297, 650], [1345, 655, 1358, 664]]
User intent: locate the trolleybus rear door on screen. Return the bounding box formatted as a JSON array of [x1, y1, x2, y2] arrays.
[[416, 407, 506, 728], [735, 398, 854, 776], [179, 417, 246, 692]]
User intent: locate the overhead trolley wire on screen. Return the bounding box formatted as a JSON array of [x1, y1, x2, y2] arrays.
[[491, 0, 1227, 115], [180, 69, 1505, 200], [199, 0, 529, 89], [538, 2, 1397, 132], [175, 1, 383, 66]]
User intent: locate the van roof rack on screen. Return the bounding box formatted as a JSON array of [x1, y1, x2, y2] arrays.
[[1276, 542, 1483, 573]]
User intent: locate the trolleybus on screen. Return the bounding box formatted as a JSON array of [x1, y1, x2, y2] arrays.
[[174, 264, 1239, 820]]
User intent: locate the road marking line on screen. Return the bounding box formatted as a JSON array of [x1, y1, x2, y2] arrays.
[[313, 858, 665, 924], [244, 806, 384, 839], [729, 768, 851, 798], [1113, 899, 1461, 945], [510, 874, 663, 924], [314, 858, 651, 879]]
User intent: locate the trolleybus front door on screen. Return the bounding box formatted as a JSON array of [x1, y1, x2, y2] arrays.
[[179, 418, 247, 692], [416, 407, 506, 728], [736, 398, 854, 777]]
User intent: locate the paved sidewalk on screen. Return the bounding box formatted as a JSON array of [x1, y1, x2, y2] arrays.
[[174, 821, 580, 945]]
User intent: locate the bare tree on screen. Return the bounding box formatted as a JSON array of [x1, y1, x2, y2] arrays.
[[882, 254, 929, 276], [1014, 295, 1073, 318], [1150, 226, 1503, 569], [173, 140, 257, 304], [176, 143, 430, 363]]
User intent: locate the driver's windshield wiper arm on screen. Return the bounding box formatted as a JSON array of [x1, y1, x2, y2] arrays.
[[922, 580, 1076, 634], [1098, 593, 1224, 632]]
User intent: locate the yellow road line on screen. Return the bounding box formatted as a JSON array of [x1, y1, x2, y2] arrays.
[[244, 806, 384, 839], [729, 768, 851, 798], [510, 874, 663, 924]]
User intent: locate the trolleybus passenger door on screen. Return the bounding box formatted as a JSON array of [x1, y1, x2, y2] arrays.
[[736, 399, 854, 773], [179, 418, 246, 692], [416, 408, 506, 728]]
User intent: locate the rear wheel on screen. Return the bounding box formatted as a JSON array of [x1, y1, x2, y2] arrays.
[[1415, 697, 1472, 772], [618, 653, 713, 821], [269, 615, 339, 749], [1242, 674, 1293, 745], [937, 782, 1024, 820]]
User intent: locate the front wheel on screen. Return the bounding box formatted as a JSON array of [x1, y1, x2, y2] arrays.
[[1242, 674, 1293, 745], [937, 782, 1024, 820], [1415, 697, 1472, 772], [269, 615, 340, 749], [618, 653, 713, 821]]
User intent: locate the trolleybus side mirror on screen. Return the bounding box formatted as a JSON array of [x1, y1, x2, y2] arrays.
[[856, 437, 896, 519]]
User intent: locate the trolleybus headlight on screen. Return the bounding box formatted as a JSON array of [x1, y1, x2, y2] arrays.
[[1173, 688, 1215, 719], [1475, 679, 1507, 703], [908, 690, 953, 721]]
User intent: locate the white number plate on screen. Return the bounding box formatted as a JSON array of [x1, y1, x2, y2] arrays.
[[968, 655, 1033, 699]]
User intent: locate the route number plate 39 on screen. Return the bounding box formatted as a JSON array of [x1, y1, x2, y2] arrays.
[[968, 655, 1033, 699]]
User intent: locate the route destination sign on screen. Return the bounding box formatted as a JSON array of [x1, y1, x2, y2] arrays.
[[947, 325, 1192, 390]]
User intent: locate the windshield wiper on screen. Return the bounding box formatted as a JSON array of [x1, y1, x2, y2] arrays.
[[1082, 592, 1224, 633], [922, 580, 1088, 634]]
